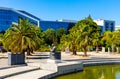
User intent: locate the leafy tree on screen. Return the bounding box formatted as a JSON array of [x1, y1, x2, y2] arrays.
[[60, 31, 78, 55], [102, 30, 120, 53], [85, 14, 93, 20], [0, 31, 5, 46], [60, 34, 68, 51], [67, 23, 75, 34], [0, 33, 3, 46], [69, 17, 100, 56], [115, 29, 120, 47], [102, 31, 113, 53], [0, 31, 5, 34], [60, 16, 100, 56], [92, 32, 101, 53], [3, 19, 41, 55], [26, 25, 43, 54], [44, 28, 56, 45], [56, 28, 66, 44]]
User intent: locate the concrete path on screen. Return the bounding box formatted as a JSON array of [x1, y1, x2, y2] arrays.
[[5, 70, 55, 79], [0, 59, 8, 68], [1, 52, 120, 79], [0, 66, 40, 79]]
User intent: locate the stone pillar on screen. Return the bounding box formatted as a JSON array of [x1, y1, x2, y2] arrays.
[[117, 47, 119, 53], [102, 47, 105, 53], [65, 47, 70, 53], [108, 47, 110, 54]]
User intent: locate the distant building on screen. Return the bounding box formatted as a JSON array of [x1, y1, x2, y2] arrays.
[[40, 20, 76, 31], [0, 7, 116, 33], [56, 19, 77, 22], [115, 26, 120, 30], [0, 7, 76, 32], [0, 7, 40, 32], [94, 19, 115, 34]]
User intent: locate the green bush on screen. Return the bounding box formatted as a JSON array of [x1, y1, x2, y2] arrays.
[[36, 45, 50, 52]]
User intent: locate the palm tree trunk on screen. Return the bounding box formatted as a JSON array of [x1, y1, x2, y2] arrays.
[[73, 51, 77, 55], [84, 47, 87, 57], [30, 49, 34, 54], [108, 47, 110, 54], [112, 42, 114, 53], [96, 46, 99, 53], [72, 46, 77, 55], [27, 49, 31, 56], [116, 47, 119, 53]]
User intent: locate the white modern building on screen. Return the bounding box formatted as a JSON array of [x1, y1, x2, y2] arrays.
[[115, 26, 120, 30], [56, 19, 77, 23], [94, 19, 115, 34]]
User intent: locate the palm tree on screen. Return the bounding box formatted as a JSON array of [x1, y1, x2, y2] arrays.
[[44, 28, 56, 45], [25, 25, 42, 55], [0, 33, 3, 46], [60, 17, 100, 56], [102, 31, 118, 53], [56, 28, 66, 44], [3, 18, 41, 55], [60, 29, 78, 55], [102, 31, 114, 51], [115, 30, 120, 52], [92, 33, 101, 53]]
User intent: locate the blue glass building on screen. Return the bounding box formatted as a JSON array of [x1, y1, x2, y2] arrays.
[[0, 7, 40, 32], [40, 20, 76, 31], [0, 7, 76, 32], [0, 7, 114, 33]]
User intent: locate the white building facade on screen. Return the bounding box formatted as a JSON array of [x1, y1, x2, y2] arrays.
[[94, 19, 115, 34], [115, 26, 120, 30]]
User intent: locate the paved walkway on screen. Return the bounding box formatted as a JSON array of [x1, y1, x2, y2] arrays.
[[0, 66, 39, 79], [62, 52, 120, 60], [0, 52, 120, 79], [0, 52, 120, 67], [0, 59, 8, 69], [5, 70, 55, 79]]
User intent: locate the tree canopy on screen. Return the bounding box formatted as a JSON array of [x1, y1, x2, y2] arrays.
[[61, 16, 101, 56], [44, 28, 56, 45], [3, 19, 42, 54]]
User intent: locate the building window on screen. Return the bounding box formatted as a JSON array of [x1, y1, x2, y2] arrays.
[[105, 22, 109, 28], [111, 23, 113, 26], [6, 21, 9, 24]]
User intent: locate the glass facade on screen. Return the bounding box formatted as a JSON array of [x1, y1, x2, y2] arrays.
[[0, 7, 76, 32], [40, 21, 76, 31], [0, 7, 40, 32], [0, 7, 115, 33], [99, 26, 104, 34], [105, 21, 115, 32], [94, 19, 115, 34], [0, 10, 12, 31]]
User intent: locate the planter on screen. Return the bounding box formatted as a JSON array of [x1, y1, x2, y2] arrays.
[[50, 52, 61, 60], [8, 53, 25, 65]]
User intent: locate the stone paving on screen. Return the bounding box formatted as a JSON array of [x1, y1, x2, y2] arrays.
[[1, 52, 120, 67], [0, 66, 39, 78], [0, 52, 120, 79], [5, 70, 55, 79], [0, 58, 8, 68]]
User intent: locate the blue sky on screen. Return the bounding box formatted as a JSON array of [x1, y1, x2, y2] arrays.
[[0, 0, 120, 25]]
